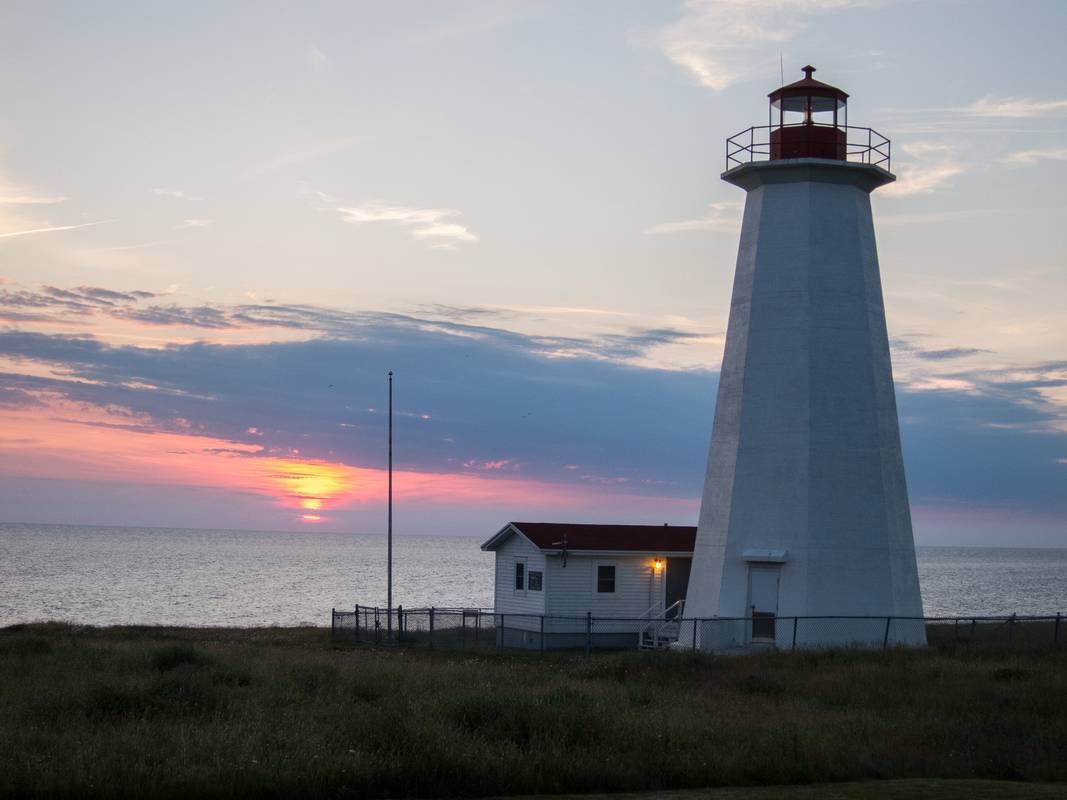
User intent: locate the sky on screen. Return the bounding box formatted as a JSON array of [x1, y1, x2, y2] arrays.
[[1, 1, 1065, 545]]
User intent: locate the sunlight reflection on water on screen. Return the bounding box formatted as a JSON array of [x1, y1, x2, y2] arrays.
[[0, 523, 493, 627]]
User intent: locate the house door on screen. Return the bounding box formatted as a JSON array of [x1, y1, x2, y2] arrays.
[[664, 558, 691, 619], [747, 567, 780, 641]]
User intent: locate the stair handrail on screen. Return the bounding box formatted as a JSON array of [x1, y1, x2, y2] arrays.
[[638, 599, 686, 648], [637, 601, 664, 647]]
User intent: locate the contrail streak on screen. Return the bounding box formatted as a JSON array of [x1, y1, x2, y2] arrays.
[[0, 219, 116, 240]]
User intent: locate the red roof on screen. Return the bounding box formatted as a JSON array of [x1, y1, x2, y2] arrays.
[[769, 65, 848, 102], [483, 522, 696, 553]]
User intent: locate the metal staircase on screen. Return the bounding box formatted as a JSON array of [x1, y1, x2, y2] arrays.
[[638, 600, 684, 650]]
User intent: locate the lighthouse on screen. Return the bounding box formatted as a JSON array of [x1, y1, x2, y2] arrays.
[[684, 67, 925, 650]]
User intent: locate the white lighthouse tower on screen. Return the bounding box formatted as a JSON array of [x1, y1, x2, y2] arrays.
[[684, 67, 925, 650]]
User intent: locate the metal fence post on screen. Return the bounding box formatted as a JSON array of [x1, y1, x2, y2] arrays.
[[355, 604, 360, 641], [374, 607, 380, 644], [882, 617, 891, 651], [461, 610, 467, 649], [429, 606, 435, 650], [476, 610, 481, 647], [397, 605, 403, 645], [331, 608, 336, 640], [1056, 613, 1061, 645], [539, 614, 545, 655], [792, 617, 799, 652], [585, 612, 592, 656]]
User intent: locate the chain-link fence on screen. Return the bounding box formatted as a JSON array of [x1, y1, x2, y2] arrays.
[[331, 606, 1065, 654]]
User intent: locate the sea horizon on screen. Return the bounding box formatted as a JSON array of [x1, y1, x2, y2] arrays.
[[3, 519, 1065, 549], [2, 522, 1065, 628]]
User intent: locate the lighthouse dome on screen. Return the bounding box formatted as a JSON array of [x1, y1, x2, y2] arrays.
[[769, 65, 849, 113]]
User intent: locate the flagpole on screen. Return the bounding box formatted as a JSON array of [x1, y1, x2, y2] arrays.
[[387, 370, 393, 639]]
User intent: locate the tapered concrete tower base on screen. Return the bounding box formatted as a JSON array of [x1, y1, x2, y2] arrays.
[[684, 158, 925, 650]]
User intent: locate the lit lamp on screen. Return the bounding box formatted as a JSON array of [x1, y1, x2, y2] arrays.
[[653, 559, 664, 573]]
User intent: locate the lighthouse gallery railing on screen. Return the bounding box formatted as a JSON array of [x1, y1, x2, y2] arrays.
[[726, 123, 891, 171]]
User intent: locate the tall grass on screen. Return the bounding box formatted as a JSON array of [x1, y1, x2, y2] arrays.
[[0, 623, 1064, 798]]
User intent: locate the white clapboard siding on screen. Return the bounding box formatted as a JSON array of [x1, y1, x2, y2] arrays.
[[545, 554, 664, 620], [493, 533, 546, 630]]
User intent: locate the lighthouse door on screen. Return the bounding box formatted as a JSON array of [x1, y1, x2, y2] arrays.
[[747, 567, 780, 642]]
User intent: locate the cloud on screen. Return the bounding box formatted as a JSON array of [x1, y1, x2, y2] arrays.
[[0, 219, 116, 240], [0, 322, 718, 498], [334, 202, 478, 246], [2, 283, 1067, 538], [0, 193, 67, 205], [880, 142, 965, 197], [243, 135, 363, 180], [174, 218, 212, 230], [4, 309, 1067, 530], [152, 188, 202, 200], [644, 201, 741, 234], [958, 96, 1067, 119], [913, 347, 990, 361], [1002, 148, 1067, 166], [112, 304, 235, 329], [654, 0, 865, 92], [0, 282, 704, 368], [0, 284, 156, 323], [464, 458, 518, 472], [0, 173, 68, 206]]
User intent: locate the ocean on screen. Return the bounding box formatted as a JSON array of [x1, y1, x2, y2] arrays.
[[1, 522, 1064, 627]]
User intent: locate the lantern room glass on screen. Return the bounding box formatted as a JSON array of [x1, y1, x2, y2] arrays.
[[770, 95, 847, 129]]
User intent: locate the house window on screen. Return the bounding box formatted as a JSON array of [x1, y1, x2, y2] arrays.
[[514, 561, 525, 591], [596, 564, 616, 593], [528, 570, 543, 591]]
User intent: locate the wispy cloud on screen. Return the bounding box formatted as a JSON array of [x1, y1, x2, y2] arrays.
[[0, 284, 157, 322], [881, 142, 965, 197], [243, 135, 363, 180], [152, 188, 202, 201], [0, 174, 68, 206], [653, 0, 865, 92], [913, 347, 990, 361], [333, 202, 478, 247], [0, 219, 116, 240], [957, 96, 1067, 119], [0, 193, 67, 205], [644, 201, 741, 234], [1002, 147, 1067, 166], [174, 219, 212, 230]]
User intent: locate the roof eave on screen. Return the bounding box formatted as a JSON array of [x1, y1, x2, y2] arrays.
[[480, 522, 544, 552], [542, 549, 694, 557], [479, 522, 518, 551]]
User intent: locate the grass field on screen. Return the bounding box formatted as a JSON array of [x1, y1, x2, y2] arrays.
[[523, 781, 1067, 799], [1, 623, 1065, 799]]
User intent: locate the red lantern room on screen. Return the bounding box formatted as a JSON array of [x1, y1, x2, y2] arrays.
[[768, 65, 848, 161]]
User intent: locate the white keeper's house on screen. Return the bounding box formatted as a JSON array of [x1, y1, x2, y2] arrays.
[[480, 521, 695, 648]]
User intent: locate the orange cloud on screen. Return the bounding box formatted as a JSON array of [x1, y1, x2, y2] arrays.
[[0, 395, 696, 525]]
